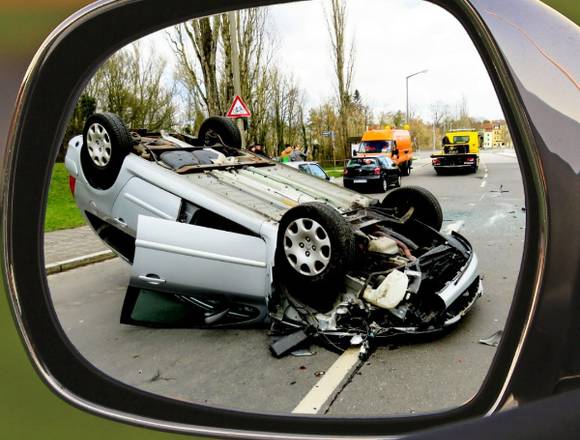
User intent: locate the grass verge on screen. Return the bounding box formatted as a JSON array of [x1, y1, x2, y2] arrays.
[[45, 163, 85, 232]]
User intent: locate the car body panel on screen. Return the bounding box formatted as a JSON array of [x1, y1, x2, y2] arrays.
[[131, 215, 270, 302]]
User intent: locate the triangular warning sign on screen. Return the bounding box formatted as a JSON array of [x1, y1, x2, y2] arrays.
[[226, 95, 251, 118]]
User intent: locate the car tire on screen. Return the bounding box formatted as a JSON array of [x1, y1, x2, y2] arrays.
[[400, 161, 411, 176], [380, 185, 443, 231], [198, 116, 242, 148], [380, 177, 388, 192], [276, 202, 355, 309], [391, 174, 401, 188], [81, 112, 132, 190], [435, 168, 442, 175]]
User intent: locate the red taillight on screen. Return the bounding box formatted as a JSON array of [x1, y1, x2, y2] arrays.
[[69, 175, 76, 195], [466, 157, 475, 162], [373, 167, 381, 175], [432, 159, 440, 165], [343, 168, 348, 176]]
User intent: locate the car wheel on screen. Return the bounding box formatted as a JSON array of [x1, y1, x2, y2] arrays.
[[81, 112, 132, 190], [380, 177, 388, 192], [198, 116, 242, 148], [380, 185, 443, 231], [392, 174, 401, 188], [276, 202, 355, 309], [435, 168, 442, 175], [400, 161, 411, 176]]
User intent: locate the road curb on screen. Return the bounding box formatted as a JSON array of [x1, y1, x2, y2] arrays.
[[45, 250, 116, 275]]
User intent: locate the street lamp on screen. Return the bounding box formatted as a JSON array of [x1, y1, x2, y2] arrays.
[[406, 69, 428, 124]]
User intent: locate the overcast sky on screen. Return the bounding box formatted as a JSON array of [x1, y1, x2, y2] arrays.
[[143, 0, 505, 122]]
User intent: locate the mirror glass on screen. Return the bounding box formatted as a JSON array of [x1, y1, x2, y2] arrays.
[[46, 0, 525, 416]]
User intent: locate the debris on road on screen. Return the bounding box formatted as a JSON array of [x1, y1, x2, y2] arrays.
[[479, 330, 503, 347], [291, 348, 316, 357]]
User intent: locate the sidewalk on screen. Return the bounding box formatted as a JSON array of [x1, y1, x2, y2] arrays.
[[44, 225, 115, 273]]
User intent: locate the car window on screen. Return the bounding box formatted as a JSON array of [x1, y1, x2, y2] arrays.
[[348, 158, 378, 167], [378, 156, 393, 167], [308, 164, 328, 179]]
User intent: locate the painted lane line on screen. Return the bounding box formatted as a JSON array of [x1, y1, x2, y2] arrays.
[[292, 348, 361, 415], [480, 180, 487, 188]]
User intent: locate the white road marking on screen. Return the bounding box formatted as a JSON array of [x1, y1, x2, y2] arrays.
[[292, 348, 361, 414], [480, 180, 487, 188], [443, 220, 464, 235]]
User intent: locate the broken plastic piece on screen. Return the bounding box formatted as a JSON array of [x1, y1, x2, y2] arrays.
[[291, 348, 316, 357], [363, 269, 409, 309], [350, 335, 364, 346], [479, 329, 503, 347], [368, 236, 399, 255], [270, 329, 311, 358]]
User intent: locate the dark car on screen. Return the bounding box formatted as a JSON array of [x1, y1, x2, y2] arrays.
[[343, 155, 401, 192]]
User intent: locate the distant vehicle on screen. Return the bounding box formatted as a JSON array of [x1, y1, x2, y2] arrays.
[[356, 126, 414, 176], [343, 155, 401, 193], [431, 129, 481, 174], [285, 161, 331, 180]]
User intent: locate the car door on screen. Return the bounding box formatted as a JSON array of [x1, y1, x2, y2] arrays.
[[129, 215, 269, 302]]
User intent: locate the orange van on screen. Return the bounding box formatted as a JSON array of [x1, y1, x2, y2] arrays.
[[356, 127, 414, 176]]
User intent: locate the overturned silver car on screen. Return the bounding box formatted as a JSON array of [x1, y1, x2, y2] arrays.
[[65, 112, 482, 357]]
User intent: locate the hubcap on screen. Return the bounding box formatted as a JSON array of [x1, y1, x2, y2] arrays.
[[283, 218, 331, 276], [86, 123, 112, 167]]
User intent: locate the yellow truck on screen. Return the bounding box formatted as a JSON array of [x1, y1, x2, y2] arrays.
[[431, 129, 481, 174]]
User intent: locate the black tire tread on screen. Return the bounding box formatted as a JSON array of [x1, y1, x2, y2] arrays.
[[198, 116, 242, 148], [81, 112, 132, 190], [276, 202, 355, 308], [381, 185, 443, 231]]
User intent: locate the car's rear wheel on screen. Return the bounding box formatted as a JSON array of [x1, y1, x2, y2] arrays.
[[81, 112, 132, 190], [276, 202, 355, 309], [400, 161, 411, 176], [381, 186, 443, 231], [391, 174, 401, 188], [380, 177, 388, 192], [198, 116, 242, 148]]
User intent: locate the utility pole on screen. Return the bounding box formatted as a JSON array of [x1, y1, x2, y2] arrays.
[[405, 69, 428, 124], [228, 11, 246, 148]]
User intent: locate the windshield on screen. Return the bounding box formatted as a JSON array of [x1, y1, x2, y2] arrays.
[[348, 157, 379, 167], [358, 140, 392, 153], [453, 135, 470, 143]]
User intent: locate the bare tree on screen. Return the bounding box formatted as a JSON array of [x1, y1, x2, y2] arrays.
[[169, 16, 223, 115], [87, 44, 175, 130], [325, 0, 355, 157]]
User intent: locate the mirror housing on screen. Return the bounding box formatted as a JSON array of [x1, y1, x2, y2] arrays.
[[3, 0, 577, 438]]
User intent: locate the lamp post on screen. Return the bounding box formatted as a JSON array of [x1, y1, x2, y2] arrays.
[[406, 69, 428, 124]]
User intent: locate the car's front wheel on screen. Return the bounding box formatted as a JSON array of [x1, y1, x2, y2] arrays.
[[80, 112, 132, 190], [276, 202, 355, 309]]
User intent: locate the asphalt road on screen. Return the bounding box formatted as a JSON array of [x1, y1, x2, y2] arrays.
[[48, 150, 525, 417]]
